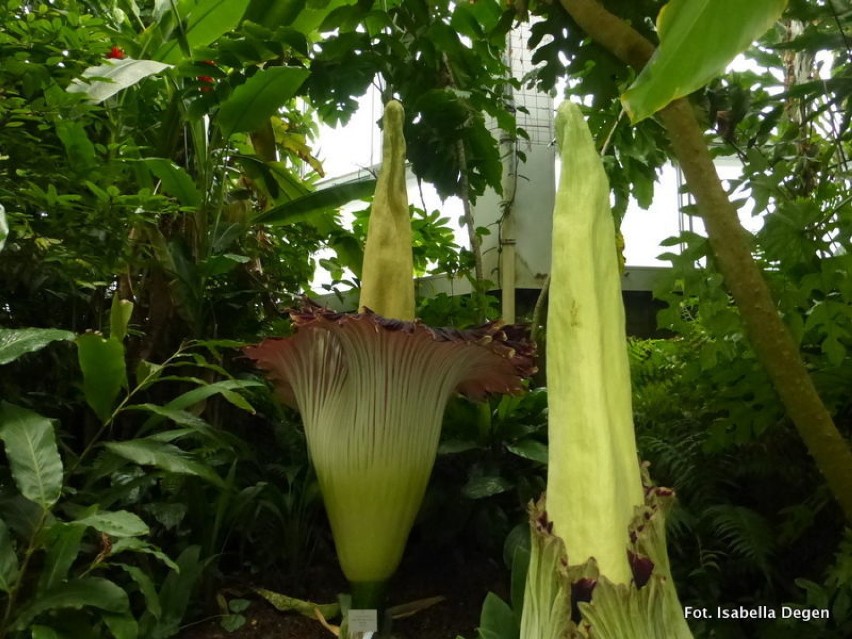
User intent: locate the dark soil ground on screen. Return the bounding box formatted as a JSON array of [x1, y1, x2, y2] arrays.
[[180, 550, 509, 639]]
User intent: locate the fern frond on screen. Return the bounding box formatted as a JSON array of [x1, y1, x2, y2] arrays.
[[705, 504, 776, 577]]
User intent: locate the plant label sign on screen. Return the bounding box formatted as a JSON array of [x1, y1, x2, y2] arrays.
[[348, 609, 378, 633]]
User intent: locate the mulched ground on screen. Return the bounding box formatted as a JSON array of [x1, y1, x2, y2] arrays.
[[180, 549, 509, 639]]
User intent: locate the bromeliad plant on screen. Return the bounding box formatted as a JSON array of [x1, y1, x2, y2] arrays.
[[245, 101, 535, 630], [518, 102, 693, 638]]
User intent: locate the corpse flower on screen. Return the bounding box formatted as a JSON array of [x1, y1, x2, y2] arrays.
[[245, 101, 535, 615], [519, 101, 692, 638]]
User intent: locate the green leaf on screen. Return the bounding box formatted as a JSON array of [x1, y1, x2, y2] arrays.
[[461, 474, 513, 499], [162, 379, 260, 415], [0, 402, 63, 509], [31, 627, 64, 639], [12, 577, 130, 631], [124, 404, 211, 431], [254, 177, 376, 226], [135, 360, 164, 389], [104, 439, 225, 487], [38, 523, 86, 594], [76, 333, 127, 423], [290, 0, 358, 34], [109, 538, 179, 572], [67, 59, 171, 103], [621, 0, 788, 122], [116, 563, 162, 620], [220, 614, 246, 632], [437, 439, 478, 455], [54, 121, 96, 173], [0, 495, 44, 540], [102, 612, 138, 639], [157, 0, 251, 63], [505, 439, 548, 464], [218, 66, 310, 138], [143, 546, 204, 637], [477, 592, 519, 639], [0, 328, 75, 365], [109, 296, 134, 342], [75, 511, 150, 538], [139, 158, 201, 207], [244, 0, 306, 27], [0, 518, 19, 594]]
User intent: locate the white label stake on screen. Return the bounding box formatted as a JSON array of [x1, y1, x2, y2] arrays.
[[348, 608, 379, 634]]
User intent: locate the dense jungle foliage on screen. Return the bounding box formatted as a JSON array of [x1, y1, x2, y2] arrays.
[[0, 0, 850, 637]]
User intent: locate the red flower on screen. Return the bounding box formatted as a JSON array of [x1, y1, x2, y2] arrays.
[[107, 46, 126, 60], [197, 75, 215, 93]]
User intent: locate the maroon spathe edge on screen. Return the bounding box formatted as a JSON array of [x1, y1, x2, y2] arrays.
[[245, 300, 538, 394]]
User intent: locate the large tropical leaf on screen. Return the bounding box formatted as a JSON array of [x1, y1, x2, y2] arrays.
[[255, 177, 377, 226], [0, 328, 75, 365], [0, 402, 63, 509], [77, 334, 127, 423], [11, 577, 130, 631], [139, 159, 201, 207], [290, 0, 359, 35], [156, 0, 251, 63], [67, 59, 171, 103], [218, 67, 310, 138], [621, 0, 788, 122]]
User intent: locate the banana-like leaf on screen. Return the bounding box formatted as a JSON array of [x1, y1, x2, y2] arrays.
[[67, 59, 171, 103], [0, 402, 63, 509], [156, 0, 251, 63], [254, 177, 377, 226], [621, 0, 788, 122], [218, 67, 310, 139], [139, 159, 201, 207]]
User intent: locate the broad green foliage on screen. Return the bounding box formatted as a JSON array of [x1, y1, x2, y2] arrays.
[[622, 0, 788, 122], [155, 0, 252, 63], [77, 333, 128, 423], [67, 59, 172, 103], [217, 66, 310, 137], [0, 331, 258, 636], [0, 402, 63, 509], [0, 328, 75, 366], [526, 2, 669, 222], [306, 0, 516, 201]]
